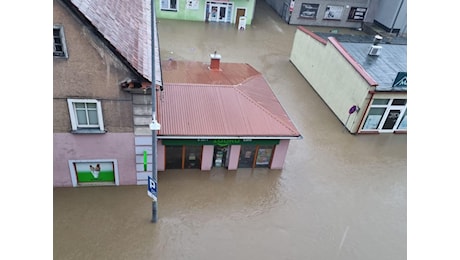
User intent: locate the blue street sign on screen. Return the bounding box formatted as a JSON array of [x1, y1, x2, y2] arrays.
[[147, 176, 157, 201]]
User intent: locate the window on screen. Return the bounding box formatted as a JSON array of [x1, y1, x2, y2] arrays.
[[255, 146, 273, 168], [323, 5, 344, 20], [398, 110, 407, 130], [69, 159, 119, 187], [160, 0, 177, 11], [67, 99, 105, 133], [53, 25, 68, 58], [347, 7, 367, 21], [362, 98, 407, 132], [299, 3, 319, 19]]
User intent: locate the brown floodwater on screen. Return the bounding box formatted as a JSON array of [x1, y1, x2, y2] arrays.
[[54, 1, 407, 259]]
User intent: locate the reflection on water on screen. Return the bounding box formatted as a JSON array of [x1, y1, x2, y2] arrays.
[[54, 1, 406, 259]]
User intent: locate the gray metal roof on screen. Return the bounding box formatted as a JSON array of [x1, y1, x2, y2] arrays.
[[340, 42, 406, 90], [315, 33, 407, 91]]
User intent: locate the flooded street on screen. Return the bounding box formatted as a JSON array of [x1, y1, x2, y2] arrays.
[[54, 1, 407, 259]]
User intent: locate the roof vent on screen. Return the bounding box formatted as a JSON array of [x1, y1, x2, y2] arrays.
[[368, 45, 382, 56], [368, 35, 383, 56], [372, 35, 383, 45]]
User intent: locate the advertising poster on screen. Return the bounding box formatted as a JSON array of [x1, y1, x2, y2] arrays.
[[74, 161, 115, 183], [186, 0, 199, 10], [299, 3, 319, 18], [324, 5, 344, 20]]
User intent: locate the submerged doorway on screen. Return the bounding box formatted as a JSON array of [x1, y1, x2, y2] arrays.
[[213, 146, 228, 168], [206, 1, 233, 23]]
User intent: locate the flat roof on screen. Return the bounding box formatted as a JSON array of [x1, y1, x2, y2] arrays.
[[316, 33, 407, 91]]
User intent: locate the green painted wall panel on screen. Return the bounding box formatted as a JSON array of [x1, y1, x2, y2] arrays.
[[156, 0, 255, 24]]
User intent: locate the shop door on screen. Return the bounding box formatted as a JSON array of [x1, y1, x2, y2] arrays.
[[165, 146, 183, 169], [235, 8, 246, 28], [207, 2, 232, 23], [213, 146, 228, 168]]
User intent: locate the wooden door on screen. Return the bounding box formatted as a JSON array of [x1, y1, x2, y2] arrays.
[[235, 8, 246, 28]]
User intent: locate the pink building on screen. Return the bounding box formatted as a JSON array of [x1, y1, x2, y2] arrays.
[[150, 56, 302, 171]]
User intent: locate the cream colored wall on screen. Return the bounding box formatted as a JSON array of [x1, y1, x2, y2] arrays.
[[290, 29, 372, 133], [373, 92, 407, 100]]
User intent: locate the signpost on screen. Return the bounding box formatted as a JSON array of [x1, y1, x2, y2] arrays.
[[147, 175, 157, 201], [149, 0, 160, 223], [344, 105, 359, 132]]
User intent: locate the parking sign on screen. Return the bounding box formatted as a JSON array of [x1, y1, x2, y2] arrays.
[[147, 176, 157, 201]]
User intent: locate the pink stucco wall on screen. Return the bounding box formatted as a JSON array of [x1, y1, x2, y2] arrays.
[[201, 145, 214, 171], [270, 140, 290, 169], [53, 133, 136, 187], [228, 145, 241, 170], [157, 141, 165, 171]]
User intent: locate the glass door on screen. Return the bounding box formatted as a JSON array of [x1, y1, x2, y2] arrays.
[[207, 2, 233, 23]]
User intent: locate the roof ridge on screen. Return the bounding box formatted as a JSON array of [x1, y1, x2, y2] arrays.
[[234, 76, 299, 135]]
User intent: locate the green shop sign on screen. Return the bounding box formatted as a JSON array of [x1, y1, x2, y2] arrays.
[[161, 139, 280, 146]]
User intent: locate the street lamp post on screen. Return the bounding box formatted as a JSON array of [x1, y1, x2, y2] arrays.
[[150, 0, 160, 223]]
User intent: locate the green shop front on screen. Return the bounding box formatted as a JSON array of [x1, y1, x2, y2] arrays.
[[157, 138, 292, 171]]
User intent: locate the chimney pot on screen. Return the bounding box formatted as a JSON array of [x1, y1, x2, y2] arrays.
[[373, 35, 383, 45], [210, 52, 221, 71]]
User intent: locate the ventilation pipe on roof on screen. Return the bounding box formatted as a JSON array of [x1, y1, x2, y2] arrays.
[[209, 51, 221, 71], [368, 35, 383, 56]]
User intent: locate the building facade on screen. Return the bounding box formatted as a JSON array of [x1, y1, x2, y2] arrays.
[[289, 27, 406, 134], [156, 0, 256, 27], [53, 0, 161, 187], [372, 0, 407, 36], [124, 57, 302, 172], [265, 0, 379, 29], [54, 0, 300, 188]]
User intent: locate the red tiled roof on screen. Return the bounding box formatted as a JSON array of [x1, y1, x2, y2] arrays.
[[68, 0, 160, 83], [158, 60, 301, 138]]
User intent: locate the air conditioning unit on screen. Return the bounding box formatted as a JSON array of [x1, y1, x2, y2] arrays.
[[368, 45, 382, 56]]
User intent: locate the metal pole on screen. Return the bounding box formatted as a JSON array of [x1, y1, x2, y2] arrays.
[[151, 0, 158, 223]]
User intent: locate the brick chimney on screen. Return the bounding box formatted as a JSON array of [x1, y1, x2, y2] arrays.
[[209, 51, 221, 71]]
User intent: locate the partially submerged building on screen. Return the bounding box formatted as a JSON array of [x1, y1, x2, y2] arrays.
[[152, 55, 302, 170], [290, 27, 407, 134], [54, 0, 300, 187]]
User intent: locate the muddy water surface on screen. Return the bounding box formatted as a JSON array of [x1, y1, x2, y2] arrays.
[[54, 2, 407, 259]]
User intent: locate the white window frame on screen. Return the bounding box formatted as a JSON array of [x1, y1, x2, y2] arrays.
[[160, 0, 178, 11], [67, 99, 105, 133], [362, 98, 407, 132], [53, 24, 69, 58]]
